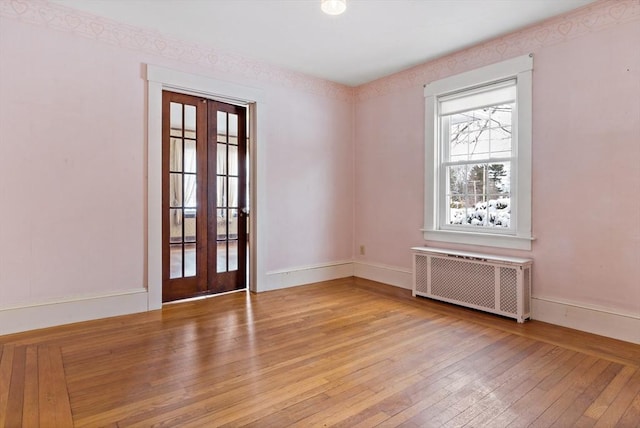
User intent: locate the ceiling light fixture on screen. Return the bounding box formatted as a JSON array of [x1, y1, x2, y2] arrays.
[[321, 0, 346, 16]]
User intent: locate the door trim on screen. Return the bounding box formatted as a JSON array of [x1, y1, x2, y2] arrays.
[[146, 64, 267, 310]]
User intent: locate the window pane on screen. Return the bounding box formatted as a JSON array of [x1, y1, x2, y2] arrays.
[[217, 111, 227, 143], [184, 139, 196, 173], [446, 162, 511, 228], [490, 124, 512, 158], [488, 195, 511, 228], [228, 145, 238, 176], [470, 130, 490, 160], [184, 211, 196, 243], [446, 104, 512, 162], [184, 105, 196, 139], [184, 174, 196, 208], [489, 162, 511, 194], [170, 244, 182, 279], [228, 240, 238, 271], [169, 209, 182, 243], [217, 241, 227, 273], [170, 103, 182, 137], [169, 138, 182, 172], [217, 143, 227, 175], [228, 114, 238, 141], [184, 243, 196, 277], [228, 177, 238, 208], [229, 209, 238, 239], [169, 174, 182, 207], [492, 106, 512, 125], [217, 208, 227, 240], [217, 176, 226, 207]]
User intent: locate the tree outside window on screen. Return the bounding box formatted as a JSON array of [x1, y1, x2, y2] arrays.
[[445, 104, 512, 228]]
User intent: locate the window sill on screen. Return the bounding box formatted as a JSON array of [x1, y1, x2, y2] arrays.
[[422, 229, 533, 251]]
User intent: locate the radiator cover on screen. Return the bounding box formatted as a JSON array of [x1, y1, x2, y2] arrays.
[[412, 247, 532, 323]]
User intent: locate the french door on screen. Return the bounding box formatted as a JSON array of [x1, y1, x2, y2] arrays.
[[162, 91, 247, 302]]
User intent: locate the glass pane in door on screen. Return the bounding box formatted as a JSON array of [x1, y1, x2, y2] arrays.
[[217, 208, 227, 273], [184, 105, 196, 139], [170, 103, 182, 137], [228, 145, 238, 176], [170, 138, 182, 171], [228, 240, 238, 271], [167, 100, 198, 280], [217, 112, 227, 142], [216, 111, 233, 275], [184, 243, 196, 277], [169, 209, 182, 243], [228, 113, 238, 139], [170, 244, 182, 279], [184, 139, 196, 173]]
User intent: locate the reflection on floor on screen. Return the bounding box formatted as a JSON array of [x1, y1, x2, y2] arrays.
[[170, 241, 239, 279]]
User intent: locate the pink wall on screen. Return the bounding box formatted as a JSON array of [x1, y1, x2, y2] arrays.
[[0, 3, 354, 308], [354, 2, 640, 315], [0, 18, 146, 307], [266, 89, 354, 269], [354, 85, 424, 267]]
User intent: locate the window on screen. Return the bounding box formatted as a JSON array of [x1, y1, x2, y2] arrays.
[[424, 54, 533, 250]]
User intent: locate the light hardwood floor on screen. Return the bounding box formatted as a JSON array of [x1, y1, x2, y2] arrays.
[[1, 277, 639, 427]]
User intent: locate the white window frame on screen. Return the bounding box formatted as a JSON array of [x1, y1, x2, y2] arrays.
[[423, 54, 533, 250]]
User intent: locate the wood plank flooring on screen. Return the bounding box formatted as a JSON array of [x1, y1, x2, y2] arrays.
[[1, 277, 639, 427]]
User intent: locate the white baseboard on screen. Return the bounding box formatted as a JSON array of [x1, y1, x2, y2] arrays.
[[0, 289, 149, 336], [353, 261, 412, 289], [1, 259, 356, 335], [532, 297, 640, 345], [5, 267, 637, 346], [263, 260, 354, 292], [351, 261, 640, 345]]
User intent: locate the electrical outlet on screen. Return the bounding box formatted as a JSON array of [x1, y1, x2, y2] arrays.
[[359, 245, 365, 255]]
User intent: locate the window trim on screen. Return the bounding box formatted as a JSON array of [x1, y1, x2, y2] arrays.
[[423, 54, 534, 251]]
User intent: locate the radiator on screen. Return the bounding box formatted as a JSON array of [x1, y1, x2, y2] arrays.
[[412, 247, 532, 323]]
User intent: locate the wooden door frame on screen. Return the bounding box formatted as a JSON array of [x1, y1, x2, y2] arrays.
[[146, 65, 265, 310]]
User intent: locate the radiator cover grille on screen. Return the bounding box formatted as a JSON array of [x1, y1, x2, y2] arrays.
[[412, 248, 532, 323], [500, 267, 518, 314], [431, 258, 495, 308]]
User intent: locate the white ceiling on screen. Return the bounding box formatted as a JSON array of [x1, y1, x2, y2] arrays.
[[52, 0, 596, 87]]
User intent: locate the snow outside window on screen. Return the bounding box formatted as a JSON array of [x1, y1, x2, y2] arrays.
[[423, 54, 534, 250]]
